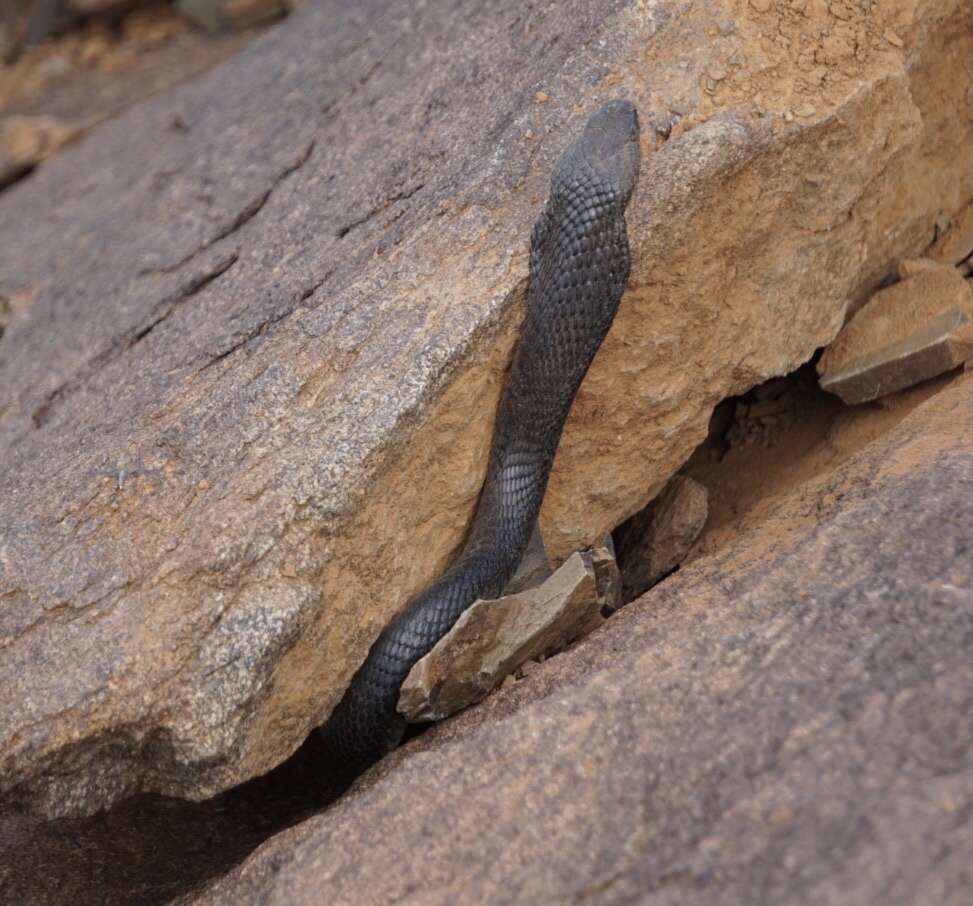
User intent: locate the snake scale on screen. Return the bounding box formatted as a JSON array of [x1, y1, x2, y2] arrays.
[[320, 100, 641, 766]]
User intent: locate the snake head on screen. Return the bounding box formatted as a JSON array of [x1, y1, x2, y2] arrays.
[[551, 99, 641, 208]]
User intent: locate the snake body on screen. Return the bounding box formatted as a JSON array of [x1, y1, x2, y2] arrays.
[[320, 100, 641, 765]]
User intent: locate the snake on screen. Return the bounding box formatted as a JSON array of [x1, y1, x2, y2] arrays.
[[319, 100, 641, 766]]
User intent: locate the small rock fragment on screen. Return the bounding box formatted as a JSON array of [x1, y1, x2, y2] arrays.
[[588, 543, 622, 615], [614, 475, 709, 603], [175, 0, 225, 31], [398, 545, 618, 723], [896, 257, 950, 280], [177, 0, 285, 31], [222, 0, 287, 29], [818, 268, 973, 404], [928, 202, 973, 266]]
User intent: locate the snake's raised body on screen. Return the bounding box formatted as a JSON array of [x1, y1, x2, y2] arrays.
[[320, 100, 641, 765]]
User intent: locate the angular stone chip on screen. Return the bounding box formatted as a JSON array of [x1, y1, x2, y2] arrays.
[[398, 545, 618, 723], [819, 267, 973, 405]]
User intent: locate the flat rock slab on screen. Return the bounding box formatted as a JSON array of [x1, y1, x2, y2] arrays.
[[1, 0, 972, 815], [398, 546, 617, 723], [819, 267, 973, 404], [187, 375, 973, 906]]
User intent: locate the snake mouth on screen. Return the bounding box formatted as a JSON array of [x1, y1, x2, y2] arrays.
[[552, 99, 641, 204]]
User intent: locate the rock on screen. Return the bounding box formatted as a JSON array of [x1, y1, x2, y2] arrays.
[[818, 268, 973, 404], [0, 288, 34, 339], [896, 257, 951, 280], [175, 0, 225, 32], [67, 0, 140, 14], [176, 0, 286, 32], [615, 475, 709, 602], [0, 0, 971, 816], [0, 115, 77, 188], [588, 541, 622, 615], [181, 375, 973, 906], [501, 523, 552, 595], [221, 0, 286, 29], [928, 200, 973, 266], [398, 544, 616, 723]]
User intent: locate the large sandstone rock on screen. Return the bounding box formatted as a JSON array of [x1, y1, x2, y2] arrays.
[[0, 0, 971, 816], [183, 373, 973, 906]]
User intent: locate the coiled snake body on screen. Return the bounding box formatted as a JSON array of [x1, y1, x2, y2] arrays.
[[320, 100, 641, 765]]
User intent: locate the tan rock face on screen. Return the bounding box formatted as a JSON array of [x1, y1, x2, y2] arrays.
[[176, 0, 287, 33], [818, 267, 973, 403], [896, 256, 948, 280], [183, 376, 973, 906], [0, 0, 971, 815]]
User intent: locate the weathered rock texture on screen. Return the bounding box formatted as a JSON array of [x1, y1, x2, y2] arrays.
[[1, 0, 972, 815], [615, 474, 708, 601], [184, 373, 973, 906], [818, 265, 973, 403], [398, 545, 616, 723], [0, 114, 79, 188]]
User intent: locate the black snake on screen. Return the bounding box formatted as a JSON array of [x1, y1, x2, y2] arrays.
[[320, 100, 641, 766]]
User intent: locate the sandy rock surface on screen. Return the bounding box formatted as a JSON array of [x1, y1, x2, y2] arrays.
[[0, 0, 971, 817]]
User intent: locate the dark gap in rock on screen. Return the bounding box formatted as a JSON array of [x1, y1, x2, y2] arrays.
[[401, 720, 435, 744], [0, 161, 38, 192], [1, 731, 355, 905], [611, 356, 958, 606]]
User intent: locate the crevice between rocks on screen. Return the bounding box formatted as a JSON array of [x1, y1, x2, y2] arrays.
[[0, 732, 349, 906]]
